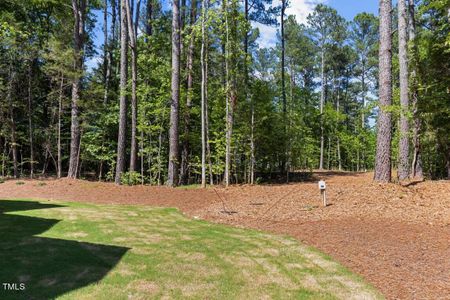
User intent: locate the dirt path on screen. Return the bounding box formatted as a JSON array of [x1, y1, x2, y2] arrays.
[[1, 172, 449, 299]]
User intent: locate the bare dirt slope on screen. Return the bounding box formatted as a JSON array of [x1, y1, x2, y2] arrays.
[[1, 172, 449, 299]]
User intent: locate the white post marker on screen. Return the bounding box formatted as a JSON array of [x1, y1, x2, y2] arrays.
[[318, 180, 327, 207]]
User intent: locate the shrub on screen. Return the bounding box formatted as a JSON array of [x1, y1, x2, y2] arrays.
[[120, 171, 143, 186]]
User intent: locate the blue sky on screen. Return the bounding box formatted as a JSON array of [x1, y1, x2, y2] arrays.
[[328, 0, 378, 20], [255, 0, 378, 48], [87, 0, 379, 68]]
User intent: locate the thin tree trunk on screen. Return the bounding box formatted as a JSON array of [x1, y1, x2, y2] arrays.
[[336, 83, 342, 171], [20, 150, 23, 177], [200, 0, 207, 188], [327, 136, 331, 170], [374, 0, 393, 182], [319, 49, 325, 170], [125, 0, 140, 172], [281, 0, 287, 173], [103, 0, 113, 104], [250, 100, 255, 184], [361, 69, 366, 127], [146, 0, 153, 36], [57, 74, 64, 178], [205, 41, 213, 185], [337, 138, 342, 170], [409, 0, 423, 180], [115, 0, 129, 184], [27, 62, 35, 178], [68, 0, 87, 179], [447, 149, 450, 180], [103, 0, 108, 100], [356, 148, 360, 172], [167, 0, 181, 186], [76, 128, 83, 177], [42, 150, 49, 175], [157, 124, 163, 185], [360, 69, 366, 172], [100, 2, 110, 179], [244, 0, 255, 184], [226, 0, 238, 187], [2, 139, 7, 177], [140, 130, 144, 184], [181, 0, 197, 185], [147, 132, 152, 183], [398, 0, 409, 181], [112, 0, 117, 40], [287, 62, 295, 181], [7, 65, 18, 178], [224, 0, 231, 186]]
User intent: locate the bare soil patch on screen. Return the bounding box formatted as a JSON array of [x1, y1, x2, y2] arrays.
[[1, 172, 449, 299]]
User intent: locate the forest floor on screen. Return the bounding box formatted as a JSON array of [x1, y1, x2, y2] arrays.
[[1, 171, 449, 299]]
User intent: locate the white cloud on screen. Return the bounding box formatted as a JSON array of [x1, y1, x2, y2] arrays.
[[255, 0, 327, 48]]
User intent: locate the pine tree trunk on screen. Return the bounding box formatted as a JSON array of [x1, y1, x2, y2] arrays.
[[146, 0, 153, 36], [336, 83, 342, 171], [447, 149, 450, 180], [205, 44, 213, 185], [157, 124, 163, 185], [250, 101, 255, 184], [200, 0, 207, 188], [7, 66, 18, 178], [180, 0, 197, 185], [125, 0, 140, 173], [244, 0, 255, 184], [140, 130, 144, 184], [327, 136, 331, 170], [167, 0, 181, 187], [360, 69, 366, 171], [281, 0, 287, 172], [319, 49, 325, 170], [103, 0, 112, 104], [27, 62, 34, 178], [224, 0, 236, 187], [224, 0, 230, 186], [1, 139, 6, 178], [57, 74, 64, 178], [68, 0, 86, 179], [287, 62, 296, 181], [408, 1, 423, 180], [361, 69, 366, 127], [374, 0, 393, 182], [112, 0, 117, 40], [115, 0, 129, 184], [398, 0, 410, 181]]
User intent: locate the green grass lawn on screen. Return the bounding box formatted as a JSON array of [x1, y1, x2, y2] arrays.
[[0, 199, 382, 300]]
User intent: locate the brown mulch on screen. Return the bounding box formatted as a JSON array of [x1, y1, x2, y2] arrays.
[[1, 172, 449, 299]]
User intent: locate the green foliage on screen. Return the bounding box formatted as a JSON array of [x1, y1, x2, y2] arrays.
[[120, 171, 143, 186], [0, 0, 448, 183]]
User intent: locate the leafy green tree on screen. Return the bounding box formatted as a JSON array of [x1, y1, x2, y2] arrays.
[[307, 4, 346, 170]]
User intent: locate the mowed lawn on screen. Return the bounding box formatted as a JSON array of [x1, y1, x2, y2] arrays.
[[0, 199, 382, 299]]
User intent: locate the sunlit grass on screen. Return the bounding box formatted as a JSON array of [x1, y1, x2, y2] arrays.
[[0, 199, 383, 299]]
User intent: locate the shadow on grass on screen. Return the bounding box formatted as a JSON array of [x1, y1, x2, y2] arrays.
[[0, 200, 128, 299]]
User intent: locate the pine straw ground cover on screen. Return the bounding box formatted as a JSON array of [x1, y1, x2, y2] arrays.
[[1, 172, 449, 299], [0, 199, 381, 299]]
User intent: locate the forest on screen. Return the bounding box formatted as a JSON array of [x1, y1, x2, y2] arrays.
[[0, 0, 449, 186]]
